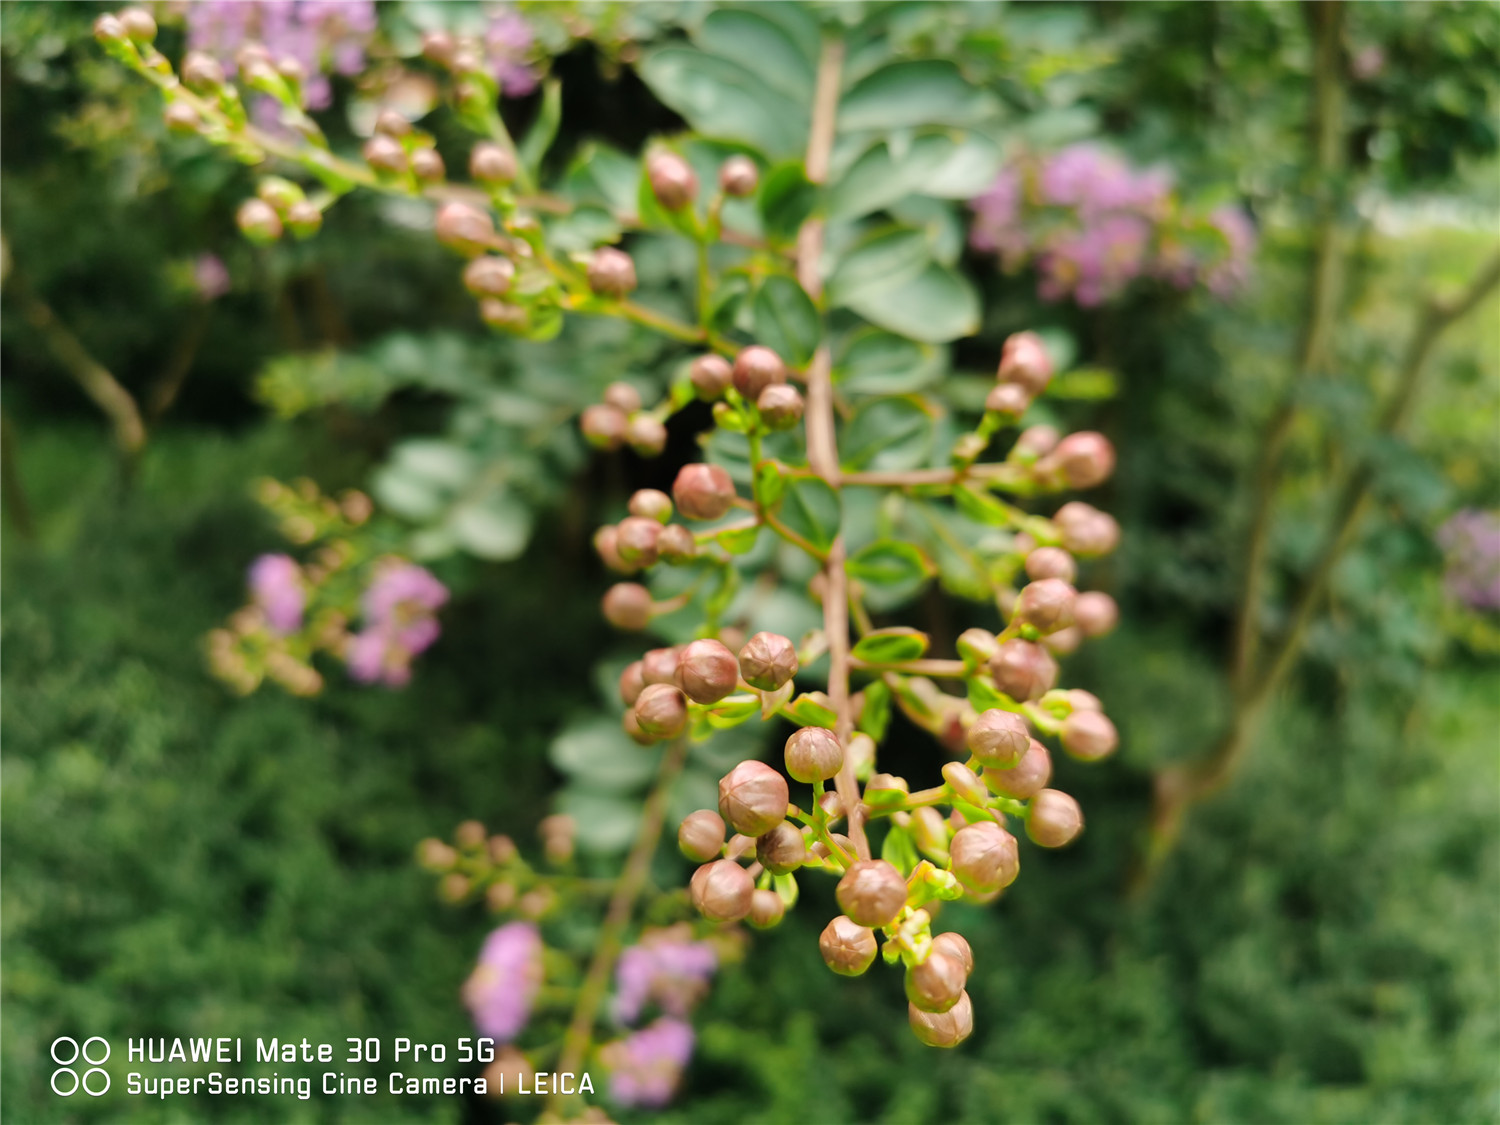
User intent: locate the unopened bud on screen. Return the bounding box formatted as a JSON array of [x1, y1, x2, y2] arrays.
[[866, 774, 909, 806], [732, 346, 787, 400], [615, 517, 661, 567], [678, 809, 726, 863], [180, 51, 226, 91], [1073, 591, 1118, 637], [1054, 431, 1117, 489], [580, 403, 628, 451], [689, 354, 733, 401], [718, 760, 789, 837], [420, 30, 456, 65], [990, 639, 1058, 702], [626, 415, 667, 458], [931, 931, 974, 976], [463, 256, 516, 298], [738, 631, 797, 691], [1025, 547, 1076, 583], [479, 299, 526, 332], [440, 872, 471, 902], [119, 7, 157, 43], [679, 638, 739, 704], [985, 382, 1031, 418], [1013, 578, 1076, 634], [594, 526, 635, 573], [641, 647, 680, 687], [236, 198, 283, 245], [836, 859, 908, 927], [363, 134, 408, 175], [690, 859, 754, 922], [588, 247, 637, 298], [909, 990, 974, 1047], [820, 915, 878, 976], [285, 200, 322, 239], [1014, 424, 1061, 460], [1068, 689, 1103, 712], [1061, 710, 1118, 762], [672, 463, 737, 521], [755, 821, 806, 874], [622, 707, 655, 746], [1053, 502, 1121, 557], [469, 142, 517, 185], [451, 50, 484, 77], [949, 821, 1019, 893], [846, 731, 876, 778], [634, 683, 688, 738], [1027, 789, 1084, 847], [910, 806, 950, 859], [93, 14, 126, 44], [601, 582, 652, 630], [1043, 626, 1082, 656], [488, 835, 518, 865], [455, 819, 487, 849], [411, 148, 446, 183], [783, 726, 843, 783], [748, 888, 785, 929], [374, 108, 411, 137], [757, 384, 804, 430], [998, 331, 1052, 395], [942, 762, 990, 808], [164, 102, 201, 134], [417, 838, 457, 870], [435, 202, 495, 256], [618, 661, 645, 707], [647, 151, 698, 210], [983, 738, 1052, 800], [956, 627, 999, 667], [628, 488, 673, 523], [486, 881, 517, 911], [907, 949, 967, 1013], [719, 155, 759, 197], [657, 524, 696, 563], [966, 708, 1029, 768]]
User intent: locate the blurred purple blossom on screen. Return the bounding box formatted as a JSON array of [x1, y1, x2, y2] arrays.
[[462, 922, 544, 1041], [248, 553, 304, 634], [486, 9, 540, 97], [601, 1017, 695, 1108], [346, 560, 448, 687], [613, 938, 717, 1024], [193, 253, 231, 301], [1437, 510, 1500, 612]]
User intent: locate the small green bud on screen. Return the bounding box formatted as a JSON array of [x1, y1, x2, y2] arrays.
[[836, 859, 908, 928], [180, 51, 226, 91], [748, 888, 785, 929], [463, 256, 516, 298], [956, 627, 1000, 667], [732, 345, 787, 400], [966, 708, 1029, 768], [690, 859, 754, 923], [164, 102, 202, 134], [587, 247, 637, 298], [820, 915, 878, 976], [672, 463, 737, 521], [949, 821, 1019, 893], [1026, 788, 1084, 848], [1074, 591, 1119, 637], [285, 200, 323, 239], [119, 7, 157, 43], [601, 582, 652, 630], [256, 176, 305, 213], [1013, 578, 1077, 634], [647, 151, 698, 211], [930, 931, 974, 976], [411, 148, 446, 183], [990, 639, 1058, 702], [657, 524, 696, 564], [997, 331, 1052, 395], [755, 821, 806, 875], [738, 631, 797, 691], [678, 638, 739, 704], [941, 762, 989, 808], [784, 726, 843, 784], [626, 415, 668, 458], [469, 142, 517, 185], [718, 760, 789, 837], [1060, 709, 1118, 762], [1025, 546, 1077, 584], [634, 683, 688, 738], [615, 516, 661, 567], [757, 383, 804, 430], [689, 354, 733, 401], [628, 488, 673, 523], [580, 403, 628, 451], [983, 738, 1052, 800], [906, 949, 967, 1013], [909, 990, 974, 1047], [719, 155, 759, 197], [678, 809, 726, 863], [618, 661, 645, 707], [236, 198, 283, 245]]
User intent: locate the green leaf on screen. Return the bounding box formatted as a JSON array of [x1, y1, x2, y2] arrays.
[[851, 627, 930, 664], [840, 398, 935, 471], [758, 161, 819, 243], [446, 489, 533, 560], [563, 143, 639, 215], [857, 680, 891, 742], [705, 564, 741, 619], [967, 676, 1015, 714], [716, 524, 761, 555], [952, 484, 1015, 527], [557, 789, 641, 855], [839, 60, 998, 132], [842, 261, 979, 344], [775, 477, 842, 555], [518, 78, 562, 176], [551, 718, 659, 790], [706, 697, 761, 728], [1047, 366, 1120, 400], [837, 330, 943, 396], [783, 693, 838, 729], [829, 133, 1002, 220], [881, 824, 921, 878], [827, 227, 931, 309], [773, 871, 800, 908], [695, 9, 815, 101], [638, 46, 807, 157], [847, 540, 934, 589], [755, 461, 787, 509], [753, 276, 821, 367]]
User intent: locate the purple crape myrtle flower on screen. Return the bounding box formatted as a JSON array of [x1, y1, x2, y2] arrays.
[[486, 9, 540, 97], [248, 553, 305, 634], [193, 253, 231, 301], [601, 1017, 695, 1108], [462, 922, 544, 1041], [1437, 509, 1500, 612], [346, 560, 449, 687], [613, 938, 718, 1024]]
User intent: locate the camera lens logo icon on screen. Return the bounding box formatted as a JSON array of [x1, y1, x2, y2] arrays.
[[51, 1037, 110, 1096]]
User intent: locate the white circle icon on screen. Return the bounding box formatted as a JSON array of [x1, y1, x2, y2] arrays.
[[83, 1037, 111, 1065], [51, 1036, 110, 1096], [50, 1037, 79, 1065]]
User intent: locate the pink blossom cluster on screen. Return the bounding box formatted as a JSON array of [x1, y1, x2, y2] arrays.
[[612, 936, 718, 1023], [970, 144, 1256, 305], [1437, 509, 1500, 612], [600, 1017, 696, 1108], [346, 560, 449, 687], [248, 553, 305, 634], [483, 9, 540, 98], [462, 921, 544, 1041]]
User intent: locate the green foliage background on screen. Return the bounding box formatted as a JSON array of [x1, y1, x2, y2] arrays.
[[3, 2, 1497, 1123]]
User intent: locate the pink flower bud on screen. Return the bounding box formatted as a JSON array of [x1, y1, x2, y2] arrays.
[[817, 915, 877, 977], [906, 949, 967, 1013], [949, 821, 1019, 893], [363, 135, 408, 175], [622, 708, 655, 746], [1025, 547, 1076, 583], [990, 639, 1058, 701], [285, 201, 322, 239], [611, 517, 659, 567], [997, 331, 1053, 395], [942, 762, 990, 808], [1014, 424, 1061, 459], [601, 582, 652, 630], [738, 631, 798, 691], [628, 488, 673, 523], [634, 683, 688, 738], [1068, 689, 1103, 712], [719, 155, 759, 197], [755, 821, 806, 875], [678, 809, 726, 863], [421, 30, 456, 66], [640, 647, 680, 687], [180, 51, 225, 91], [672, 463, 737, 521], [1073, 591, 1119, 637], [236, 199, 283, 245], [618, 661, 645, 707], [689, 354, 733, 401], [1052, 502, 1121, 557], [93, 14, 126, 44], [580, 403, 629, 451], [909, 990, 973, 1047], [1042, 432, 1116, 489], [836, 859, 908, 928], [678, 639, 739, 704], [626, 415, 667, 458], [690, 859, 753, 923], [757, 383, 805, 430], [983, 738, 1052, 800], [931, 931, 974, 976], [588, 247, 637, 298], [164, 102, 201, 134], [461, 256, 514, 299], [1027, 789, 1084, 848], [956, 627, 1000, 666], [648, 151, 698, 210], [374, 109, 411, 137], [594, 525, 636, 574], [784, 726, 843, 783], [469, 142, 517, 185], [411, 148, 446, 183], [657, 525, 696, 564], [435, 202, 495, 256], [1043, 626, 1082, 656], [985, 382, 1031, 418], [119, 7, 157, 43], [1013, 578, 1077, 634], [1061, 710, 1118, 762], [732, 346, 787, 400], [718, 761, 789, 837], [479, 299, 526, 333], [748, 887, 785, 929], [966, 708, 1029, 768]]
